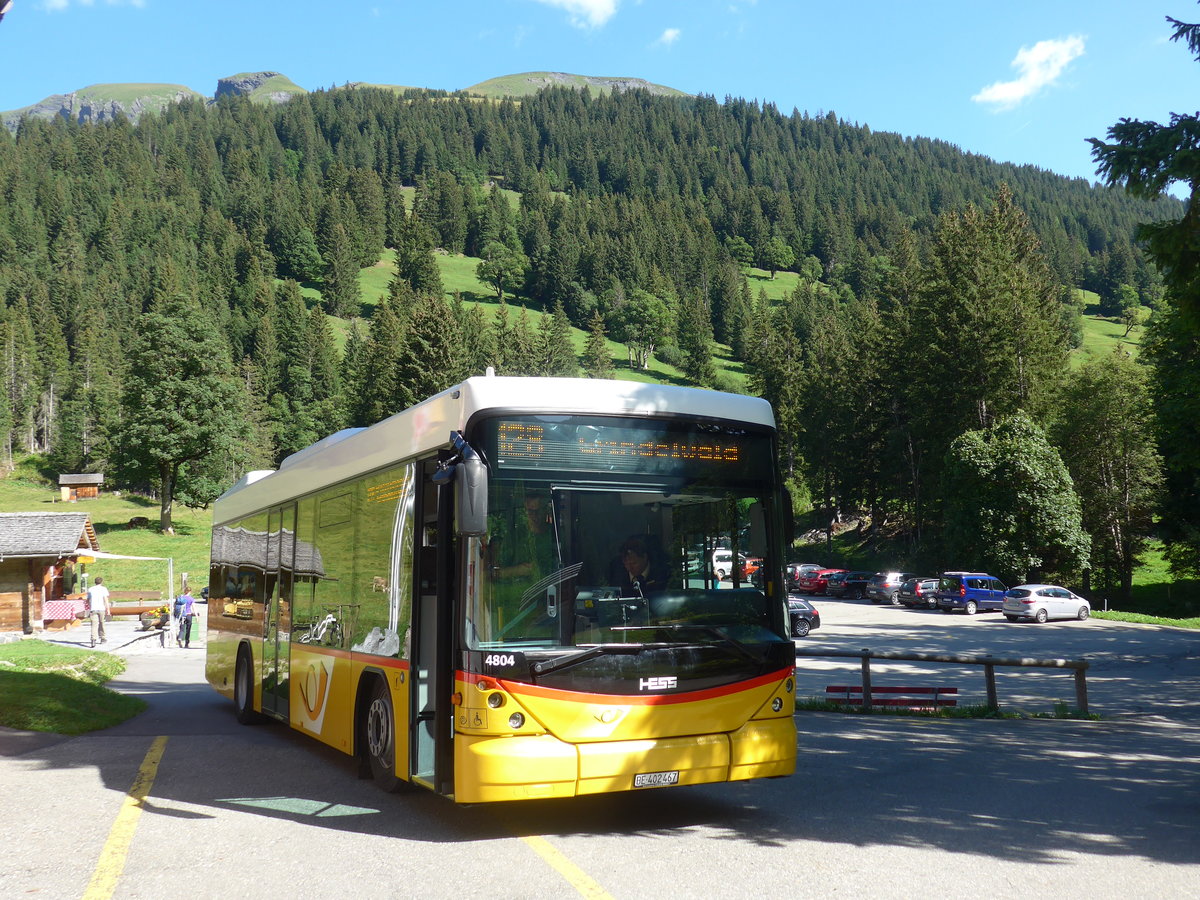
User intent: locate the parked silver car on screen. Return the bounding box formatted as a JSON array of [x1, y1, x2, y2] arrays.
[[1002, 584, 1091, 623]]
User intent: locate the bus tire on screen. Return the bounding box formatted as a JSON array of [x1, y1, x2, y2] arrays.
[[364, 678, 405, 792], [234, 645, 262, 725]]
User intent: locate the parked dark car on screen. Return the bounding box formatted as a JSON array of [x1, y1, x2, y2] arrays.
[[795, 567, 845, 595], [787, 596, 821, 637], [897, 577, 939, 609], [827, 570, 874, 599], [866, 571, 918, 605], [935, 572, 1008, 614], [823, 571, 849, 596]]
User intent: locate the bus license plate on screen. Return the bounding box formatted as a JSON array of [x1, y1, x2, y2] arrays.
[[633, 770, 679, 788]]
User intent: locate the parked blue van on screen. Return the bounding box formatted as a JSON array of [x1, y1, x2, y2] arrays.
[[935, 572, 1008, 614]]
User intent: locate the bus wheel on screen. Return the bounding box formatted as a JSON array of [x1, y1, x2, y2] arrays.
[[234, 646, 262, 725], [364, 679, 404, 792]]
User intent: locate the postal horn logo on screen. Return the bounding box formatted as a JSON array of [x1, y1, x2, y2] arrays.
[[299, 657, 334, 734]]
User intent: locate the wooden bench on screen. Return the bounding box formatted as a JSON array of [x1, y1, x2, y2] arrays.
[[826, 685, 958, 710], [108, 591, 165, 619]]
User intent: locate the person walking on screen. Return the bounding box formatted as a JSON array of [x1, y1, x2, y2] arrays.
[[86, 577, 110, 647], [177, 590, 196, 648]]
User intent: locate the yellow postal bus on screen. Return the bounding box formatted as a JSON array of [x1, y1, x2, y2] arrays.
[[205, 375, 797, 802]]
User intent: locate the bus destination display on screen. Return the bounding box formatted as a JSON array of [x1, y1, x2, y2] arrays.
[[492, 420, 756, 476]]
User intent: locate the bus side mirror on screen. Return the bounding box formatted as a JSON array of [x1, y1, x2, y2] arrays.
[[434, 431, 489, 536], [456, 451, 488, 536]]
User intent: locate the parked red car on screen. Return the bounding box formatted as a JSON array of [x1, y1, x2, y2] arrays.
[[795, 567, 846, 595], [737, 557, 763, 577]]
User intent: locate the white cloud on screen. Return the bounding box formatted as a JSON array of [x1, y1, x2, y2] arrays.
[[972, 35, 1085, 110], [655, 27, 680, 47], [40, 0, 145, 9], [530, 0, 618, 29]]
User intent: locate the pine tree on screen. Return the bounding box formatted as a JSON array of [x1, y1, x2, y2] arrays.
[[583, 310, 615, 378], [0, 298, 38, 458], [354, 298, 406, 425], [677, 289, 716, 386], [395, 213, 444, 296], [456, 299, 497, 379], [907, 187, 1069, 517], [51, 309, 122, 474], [508, 306, 538, 375], [338, 318, 368, 425], [537, 299, 578, 377], [492, 297, 513, 373], [321, 222, 360, 317], [397, 293, 463, 404], [306, 303, 343, 438]]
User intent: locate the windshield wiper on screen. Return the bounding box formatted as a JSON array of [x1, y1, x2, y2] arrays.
[[529, 644, 644, 677], [612, 623, 767, 666]]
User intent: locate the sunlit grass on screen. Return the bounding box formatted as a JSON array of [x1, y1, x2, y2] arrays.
[[0, 642, 145, 733], [0, 460, 208, 595], [1092, 610, 1200, 629]]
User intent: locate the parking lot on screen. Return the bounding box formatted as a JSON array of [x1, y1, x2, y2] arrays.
[[788, 591, 1200, 720]]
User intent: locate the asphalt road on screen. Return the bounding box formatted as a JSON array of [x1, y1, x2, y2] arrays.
[[1, 607, 1197, 899]]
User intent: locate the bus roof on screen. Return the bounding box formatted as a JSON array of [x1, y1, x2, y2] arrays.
[[214, 375, 775, 524]]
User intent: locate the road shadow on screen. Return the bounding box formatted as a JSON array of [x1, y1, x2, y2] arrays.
[[6, 650, 1197, 869]]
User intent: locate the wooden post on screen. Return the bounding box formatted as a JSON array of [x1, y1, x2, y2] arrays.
[[984, 663, 998, 710], [861, 650, 873, 709], [1074, 666, 1089, 715]]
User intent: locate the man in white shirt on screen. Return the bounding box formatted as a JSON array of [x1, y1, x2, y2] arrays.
[[86, 577, 110, 647]]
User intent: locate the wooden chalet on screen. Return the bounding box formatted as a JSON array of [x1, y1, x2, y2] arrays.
[[59, 473, 105, 501], [0, 512, 100, 633]]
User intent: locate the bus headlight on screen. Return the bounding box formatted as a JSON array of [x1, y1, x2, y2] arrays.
[[487, 693, 505, 709], [771, 697, 783, 712], [508, 712, 525, 729]]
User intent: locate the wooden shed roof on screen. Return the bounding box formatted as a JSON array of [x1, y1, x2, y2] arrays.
[[0, 512, 101, 558], [58, 473, 105, 486]]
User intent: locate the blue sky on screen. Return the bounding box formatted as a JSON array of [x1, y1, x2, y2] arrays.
[[0, 0, 1195, 192]]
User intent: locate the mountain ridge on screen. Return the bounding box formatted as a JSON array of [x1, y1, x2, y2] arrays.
[[0, 71, 685, 130]]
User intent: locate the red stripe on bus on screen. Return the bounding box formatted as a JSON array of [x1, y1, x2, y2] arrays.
[[458, 667, 792, 705], [289, 646, 412, 669]]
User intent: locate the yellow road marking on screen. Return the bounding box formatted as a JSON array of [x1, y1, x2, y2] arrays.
[[520, 834, 614, 899], [83, 735, 168, 900]]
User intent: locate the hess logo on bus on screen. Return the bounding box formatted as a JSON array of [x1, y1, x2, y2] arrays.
[[639, 676, 677, 691]]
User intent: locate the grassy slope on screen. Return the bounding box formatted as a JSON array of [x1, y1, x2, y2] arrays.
[[0, 459, 210, 596], [242, 74, 306, 102], [0, 642, 146, 733], [299, 241, 749, 391], [1072, 289, 1142, 365], [77, 83, 206, 103]]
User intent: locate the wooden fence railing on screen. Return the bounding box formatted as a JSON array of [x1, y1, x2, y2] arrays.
[[793, 647, 1090, 714]]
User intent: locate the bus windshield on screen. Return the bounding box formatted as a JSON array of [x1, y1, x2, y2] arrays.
[[466, 414, 787, 651]]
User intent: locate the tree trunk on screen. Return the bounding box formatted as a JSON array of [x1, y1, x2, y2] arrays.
[[159, 460, 175, 535]]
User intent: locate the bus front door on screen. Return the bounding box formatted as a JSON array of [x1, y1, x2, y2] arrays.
[[410, 460, 454, 795]]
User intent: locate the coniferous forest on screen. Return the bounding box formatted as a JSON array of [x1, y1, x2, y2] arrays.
[[0, 84, 1189, 603]]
